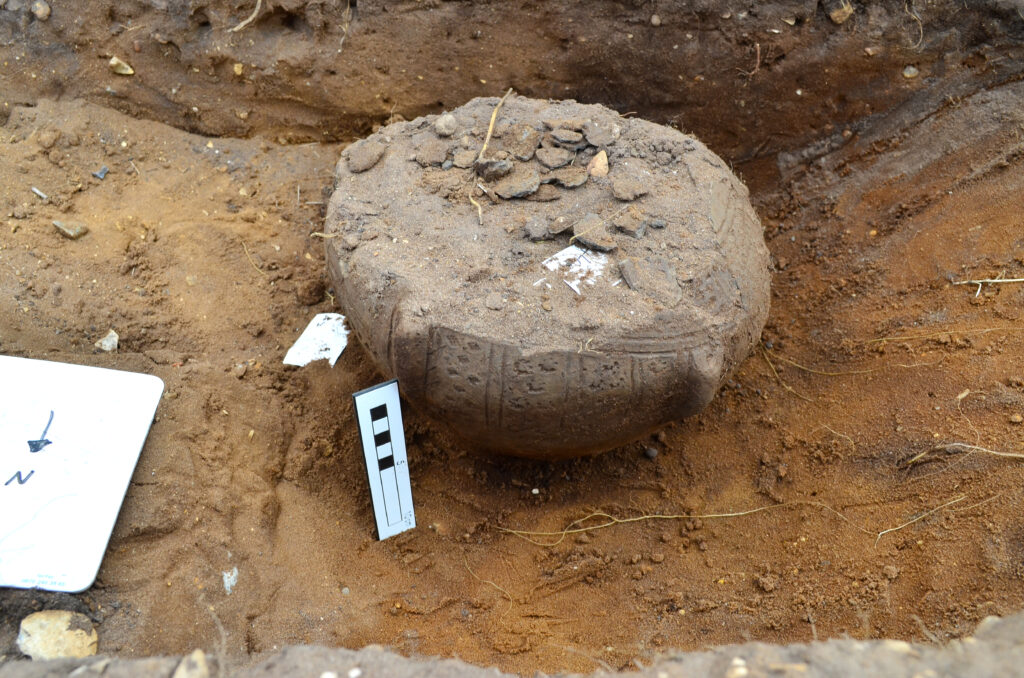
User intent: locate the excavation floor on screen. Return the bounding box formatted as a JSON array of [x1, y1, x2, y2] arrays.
[[2, 1, 1024, 674]]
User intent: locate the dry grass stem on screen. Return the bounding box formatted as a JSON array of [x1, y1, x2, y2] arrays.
[[463, 553, 515, 616], [498, 501, 875, 547], [477, 88, 514, 162], [813, 425, 856, 450], [229, 0, 262, 32], [468, 196, 483, 225], [242, 241, 266, 276], [864, 326, 1024, 345], [904, 1, 923, 49], [873, 495, 965, 546], [760, 347, 813, 402], [953, 276, 1024, 297], [501, 495, 973, 550]]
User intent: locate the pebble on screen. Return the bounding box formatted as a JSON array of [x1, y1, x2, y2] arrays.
[[619, 259, 639, 290], [587, 150, 609, 177], [484, 292, 505, 311], [645, 217, 667, 229], [902, 65, 920, 79], [474, 157, 513, 181], [573, 213, 616, 252], [493, 167, 540, 199], [415, 138, 449, 167], [550, 128, 584, 146], [826, 0, 854, 24], [524, 217, 551, 242], [548, 215, 573, 235], [545, 166, 588, 189], [452, 150, 477, 169], [614, 213, 647, 239], [172, 649, 210, 678], [535, 146, 574, 169], [108, 56, 135, 76], [650, 552, 665, 563], [433, 112, 458, 137], [541, 300, 553, 312], [94, 328, 119, 352], [540, 116, 585, 131], [883, 564, 899, 580], [582, 120, 617, 148], [644, 447, 658, 459], [1010, 413, 1023, 424], [504, 123, 542, 161], [611, 176, 648, 201], [37, 129, 60, 149], [650, 14, 661, 26], [232, 363, 247, 379], [346, 139, 387, 173], [525, 184, 562, 202], [53, 220, 88, 240], [30, 0, 49, 20], [17, 611, 98, 660]]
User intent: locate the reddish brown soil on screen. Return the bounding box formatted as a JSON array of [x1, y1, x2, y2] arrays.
[[3, 1, 1024, 675]]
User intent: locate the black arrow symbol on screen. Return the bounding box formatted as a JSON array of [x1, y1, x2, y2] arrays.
[[27, 410, 54, 453]]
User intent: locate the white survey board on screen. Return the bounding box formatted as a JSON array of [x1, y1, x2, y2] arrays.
[[0, 356, 163, 592], [353, 380, 415, 539]]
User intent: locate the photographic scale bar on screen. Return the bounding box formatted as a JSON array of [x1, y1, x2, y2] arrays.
[[353, 380, 415, 540]]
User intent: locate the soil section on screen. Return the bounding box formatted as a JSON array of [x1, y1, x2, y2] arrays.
[[1, 1, 1024, 676]]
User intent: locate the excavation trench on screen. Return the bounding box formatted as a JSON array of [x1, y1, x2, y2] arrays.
[[2, 0, 1024, 675]]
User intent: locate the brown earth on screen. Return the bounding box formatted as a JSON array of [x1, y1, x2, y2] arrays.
[[3, 0, 1024, 675]]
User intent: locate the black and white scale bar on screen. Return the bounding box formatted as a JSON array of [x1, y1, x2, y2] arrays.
[[353, 380, 415, 540]]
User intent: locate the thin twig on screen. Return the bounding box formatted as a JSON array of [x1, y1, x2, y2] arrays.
[[229, 0, 262, 32], [463, 553, 514, 617], [242, 241, 266, 276], [904, 1, 923, 49], [813, 425, 856, 450], [477, 88, 514, 162], [501, 495, 974, 551], [768, 350, 875, 376], [468, 196, 483, 225], [498, 501, 875, 548], [937, 442, 1024, 460], [863, 326, 1024, 344], [761, 347, 814, 402], [873, 495, 965, 547], [953, 277, 1024, 298]]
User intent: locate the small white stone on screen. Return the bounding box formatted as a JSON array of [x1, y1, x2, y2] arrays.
[[434, 113, 458, 137], [531, 488, 540, 495], [172, 649, 210, 678], [17, 611, 98, 661], [109, 56, 135, 76], [902, 65, 920, 79], [95, 328, 119, 352], [30, 0, 50, 20], [882, 639, 914, 654], [650, 14, 661, 26], [320, 672, 338, 678], [347, 668, 363, 678], [725, 657, 749, 678]]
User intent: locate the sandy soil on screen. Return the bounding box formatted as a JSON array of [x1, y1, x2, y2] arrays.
[[3, 1, 1024, 676]]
